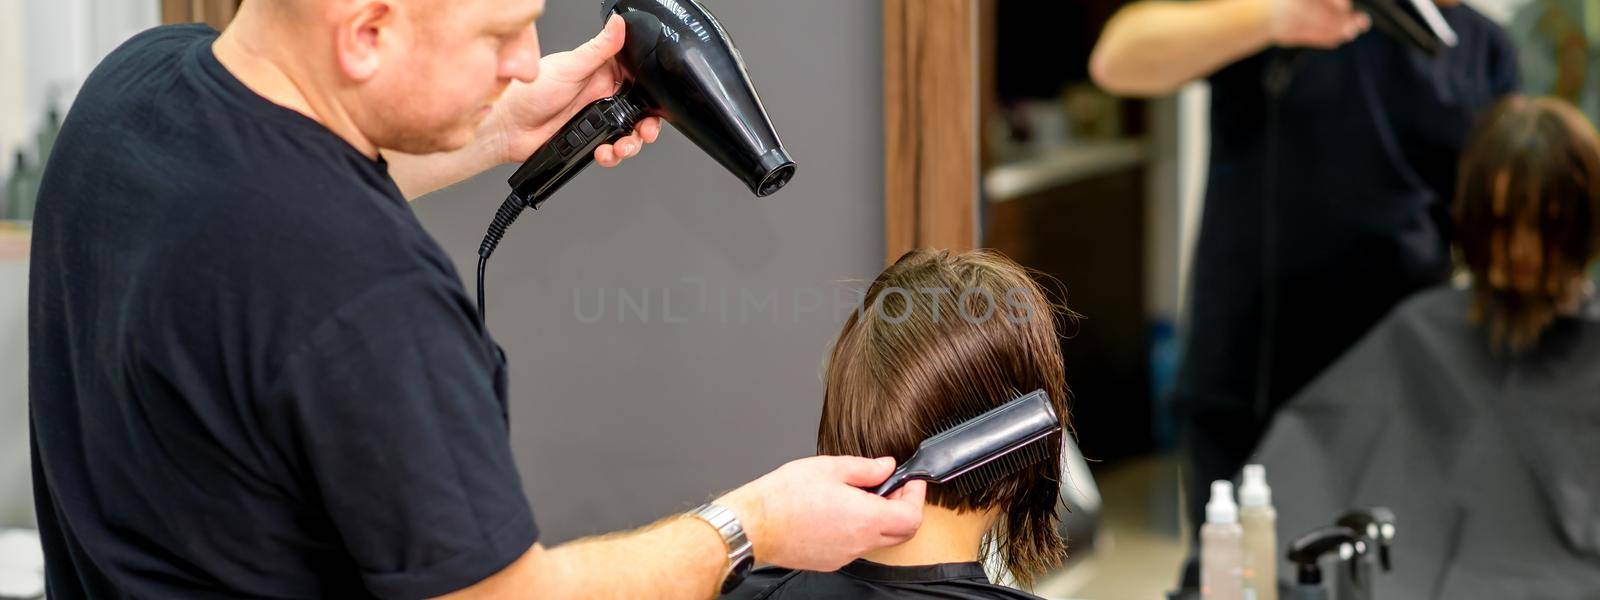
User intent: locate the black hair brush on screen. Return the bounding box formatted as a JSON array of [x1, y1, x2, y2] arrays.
[[874, 389, 1061, 496]]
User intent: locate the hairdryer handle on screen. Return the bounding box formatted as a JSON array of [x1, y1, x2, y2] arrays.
[[1354, 0, 1449, 56], [507, 94, 644, 209]]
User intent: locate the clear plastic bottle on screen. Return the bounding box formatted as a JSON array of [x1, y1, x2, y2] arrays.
[[0, 161, 9, 220], [5, 153, 29, 221], [13, 153, 37, 221], [1239, 464, 1277, 600], [36, 107, 61, 171], [1202, 480, 1244, 600]]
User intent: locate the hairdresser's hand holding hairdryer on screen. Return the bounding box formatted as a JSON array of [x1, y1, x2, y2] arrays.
[[1268, 0, 1373, 48], [1090, 0, 1373, 96], [484, 15, 662, 169], [389, 16, 661, 198]]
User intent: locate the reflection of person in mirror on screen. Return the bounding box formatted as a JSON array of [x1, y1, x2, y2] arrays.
[[1090, 0, 1520, 588], [1252, 95, 1600, 596], [1453, 95, 1599, 353]]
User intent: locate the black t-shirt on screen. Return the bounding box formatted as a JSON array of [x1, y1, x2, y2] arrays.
[[723, 560, 1043, 600], [1177, 5, 1520, 414], [28, 24, 536, 598]]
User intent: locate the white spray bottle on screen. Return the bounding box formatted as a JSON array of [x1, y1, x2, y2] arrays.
[[1202, 480, 1244, 599], [1239, 464, 1277, 600]]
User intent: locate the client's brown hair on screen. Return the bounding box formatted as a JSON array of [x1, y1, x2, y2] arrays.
[[1456, 96, 1600, 353], [818, 248, 1071, 586]]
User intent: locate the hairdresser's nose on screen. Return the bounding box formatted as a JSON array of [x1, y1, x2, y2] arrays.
[[501, 25, 542, 84]]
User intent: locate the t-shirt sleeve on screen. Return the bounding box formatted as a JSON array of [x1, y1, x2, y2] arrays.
[[268, 274, 536, 599]]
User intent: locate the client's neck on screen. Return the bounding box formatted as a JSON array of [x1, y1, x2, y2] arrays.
[[862, 505, 997, 566]]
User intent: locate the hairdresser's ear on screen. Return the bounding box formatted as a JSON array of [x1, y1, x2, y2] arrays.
[[335, 1, 399, 82]]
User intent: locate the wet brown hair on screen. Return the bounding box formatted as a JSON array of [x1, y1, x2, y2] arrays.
[[1455, 96, 1600, 353], [818, 248, 1072, 586]]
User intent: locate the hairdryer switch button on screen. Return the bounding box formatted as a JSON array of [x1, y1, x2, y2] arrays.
[[578, 119, 599, 137], [564, 131, 585, 150]]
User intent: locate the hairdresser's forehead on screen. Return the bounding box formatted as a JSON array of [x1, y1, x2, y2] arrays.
[[445, 0, 545, 25], [291, 0, 540, 33]]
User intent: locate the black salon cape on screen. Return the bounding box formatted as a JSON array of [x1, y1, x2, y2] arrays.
[[29, 24, 534, 598], [1254, 286, 1600, 598], [722, 560, 1042, 600]]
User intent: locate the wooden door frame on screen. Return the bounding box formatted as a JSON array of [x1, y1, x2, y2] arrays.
[[161, 0, 239, 31], [882, 0, 982, 263]]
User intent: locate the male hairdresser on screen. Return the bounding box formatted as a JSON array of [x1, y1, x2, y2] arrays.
[[27, 0, 927, 597], [1090, 0, 1517, 586]]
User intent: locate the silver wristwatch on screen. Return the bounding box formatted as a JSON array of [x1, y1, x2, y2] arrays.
[[689, 502, 755, 593]]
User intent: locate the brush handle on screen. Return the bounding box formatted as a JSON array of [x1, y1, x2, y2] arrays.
[[873, 468, 912, 497], [872, 458, 931, 496]]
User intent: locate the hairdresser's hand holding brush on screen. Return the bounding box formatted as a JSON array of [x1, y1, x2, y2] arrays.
[[715, 456, 929, 571], [388, 15, 663, 199]]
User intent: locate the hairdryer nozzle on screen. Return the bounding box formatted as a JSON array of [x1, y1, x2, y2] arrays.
[[755, 150, 796, 197]]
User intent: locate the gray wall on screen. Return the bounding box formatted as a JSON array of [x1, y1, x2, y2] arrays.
[[412, 0, 885, 543]]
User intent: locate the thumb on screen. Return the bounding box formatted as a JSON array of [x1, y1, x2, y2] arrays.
[[567, 14, 626, 76], [879, 480, 927, 540], [833, 456, 898, 488]]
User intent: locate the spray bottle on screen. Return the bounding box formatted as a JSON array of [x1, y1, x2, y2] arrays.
[[1333, 508, 1395, 600], [1202, 480, 1244, 599], [1285, 526, 1364, 600], [5, 153, 33, 221], [36, 106, 60, 170], [1240, 465, 1277, 600]]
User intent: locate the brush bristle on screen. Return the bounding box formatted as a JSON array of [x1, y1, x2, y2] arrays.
[[946, 434, 1055, 498]]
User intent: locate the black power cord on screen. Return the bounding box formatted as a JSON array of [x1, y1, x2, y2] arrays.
[[477, 192, 529, 323]]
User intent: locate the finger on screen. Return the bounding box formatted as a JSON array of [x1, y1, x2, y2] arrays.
[[829, 456, 897, 488], [1323, 0, 1353, 13], [885, 479, 926, 507], [639, 117, 663, 143], [570, 15, 627, 76], [1344, 18, 1364, 40], [879, 480, 927, 539], [1306, 28, 1347, 49], [614, 137, 639, 158], [614, 135, 640, 155], [595, 145, 620, 167]]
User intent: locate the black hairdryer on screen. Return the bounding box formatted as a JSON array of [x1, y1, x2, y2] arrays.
[[1353, 0, 1457, 56], [475, 0, 795, 321]]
